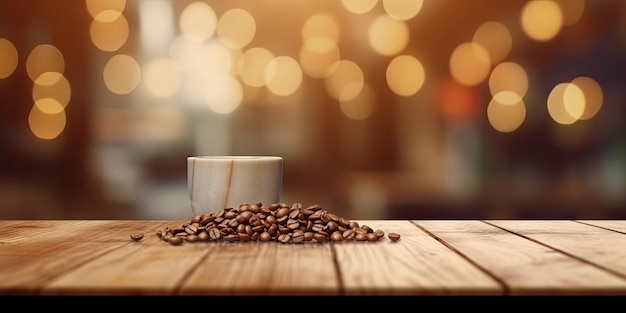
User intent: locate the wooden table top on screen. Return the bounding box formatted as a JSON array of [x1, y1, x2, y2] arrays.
[[1, 219, 625, 296]]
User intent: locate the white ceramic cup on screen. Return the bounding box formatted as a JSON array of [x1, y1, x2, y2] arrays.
[[187, 156, 283, 215]]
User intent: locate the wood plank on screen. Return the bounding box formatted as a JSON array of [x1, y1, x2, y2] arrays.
[[40, 220, 202, 295], [0, 220, 176, 295], [334, 220, 502, 295], [576, 220, 626, 233], [487, 220, 626, 284], [180, 241, 338, 295], [416, 220, 626, 295]]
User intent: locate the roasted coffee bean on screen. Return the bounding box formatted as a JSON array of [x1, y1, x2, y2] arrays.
[[342, 229, 355, 240], [185, 225, 198, 235], [168, 236, 184, 245], [208, 227, 221, 240], [355, 233, 367, 241], [236, 211, 254, 224], [275, 207, 290, 218], [197, 231, 209, 241], [130, 232, 144, 241], [374, 229, 385, 239], [154, 202, 401, 245], [260, 231, 272, 242], [388, 232, 401, 241], [330, 231, 343, 242], [325, 221, 339, 233], [313, 233, 328, 243], [278, 233, 291, 243], [361, 225, 374, 233], [238, 233, 251, 242], [223, 234, 239, 242], [311, 224, 324, 232], [291, 230, 304, 243], [287, 219, 300, 230], [304, 231, 314, 241]]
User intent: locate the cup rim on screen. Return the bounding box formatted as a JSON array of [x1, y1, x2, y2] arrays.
[[188, 156, 282, 160]]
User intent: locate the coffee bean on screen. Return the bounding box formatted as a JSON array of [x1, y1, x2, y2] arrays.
[[278, 233, 291, 243], [208, 227, 221, 240], [374, 229, 385, 239], [130, 232, 144, 241], [330, 231, 343, 242], [260, 231, 272, 242], [388, 232, 401, 241], [197, 231, 209, 241], [291, 230, 304, 243], [168, 236, 184, 245], [154, 202, 401, 245]]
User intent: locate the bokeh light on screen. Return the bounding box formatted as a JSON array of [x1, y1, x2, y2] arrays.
[[28, 104, 67, 140], [368, 15, 409, 56], [265, 56, 303, 97], [570, 76, 603, 120], [521, 0, 563, 42], [488, 61, 528, 100], [341, 0, 378, 14], [386, 55, 425, 97], [487, 93, 526, 132], [103, 54, 141, 95], [32, 72, 71, 110], [0, 38, 18, 79], [90, 12, 129, 52], [217, 8, 256, 50], [324, 60, 364, 101], [179, 1, 217, 42], [26, 44, 65, 82], [449, 42, 491, 86], [472, 21, 512, 65]]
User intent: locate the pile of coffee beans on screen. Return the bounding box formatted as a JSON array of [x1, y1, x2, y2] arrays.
[[149, 202, 401, 245]]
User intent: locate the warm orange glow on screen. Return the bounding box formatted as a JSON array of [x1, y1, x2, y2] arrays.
[[217, 8, 256, 50], [26, 44, 65, 82], [32, 72, 71, 109], [386, 55, 425, 97], [571, 76, 603, 120], [521, 0, 563, 42], [103, 54, 141, 95], [90, 12, 129, 52], [489, 62, 528, 99], [382, 0, 423, 21], [324, 60, 364, 101], [28, 104, 66, 140], [341, 0, 378, 14], [368, 15, 409, 56], [265, 56, 303, 97], [0, 38, 18, 79], [299, 36, 341, 79], [437, 77, 480, 122], [340, 83, 376, 120], [179, 1, 217, 42], [449, 42, 491, 86], [473, 21, 512, 65], [487, 94, 526, 133], [239, 47, 274, 87]]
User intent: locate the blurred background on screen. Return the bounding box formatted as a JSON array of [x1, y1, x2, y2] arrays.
[[0, 0, 624, 220]]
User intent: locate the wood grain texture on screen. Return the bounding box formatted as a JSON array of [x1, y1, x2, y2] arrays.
[[180, 241, 337, 295], [414, 220, 626, 295], [0, 220, 625, 295], [486, 220, 626, 284], [334, 220, 502, 295]]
